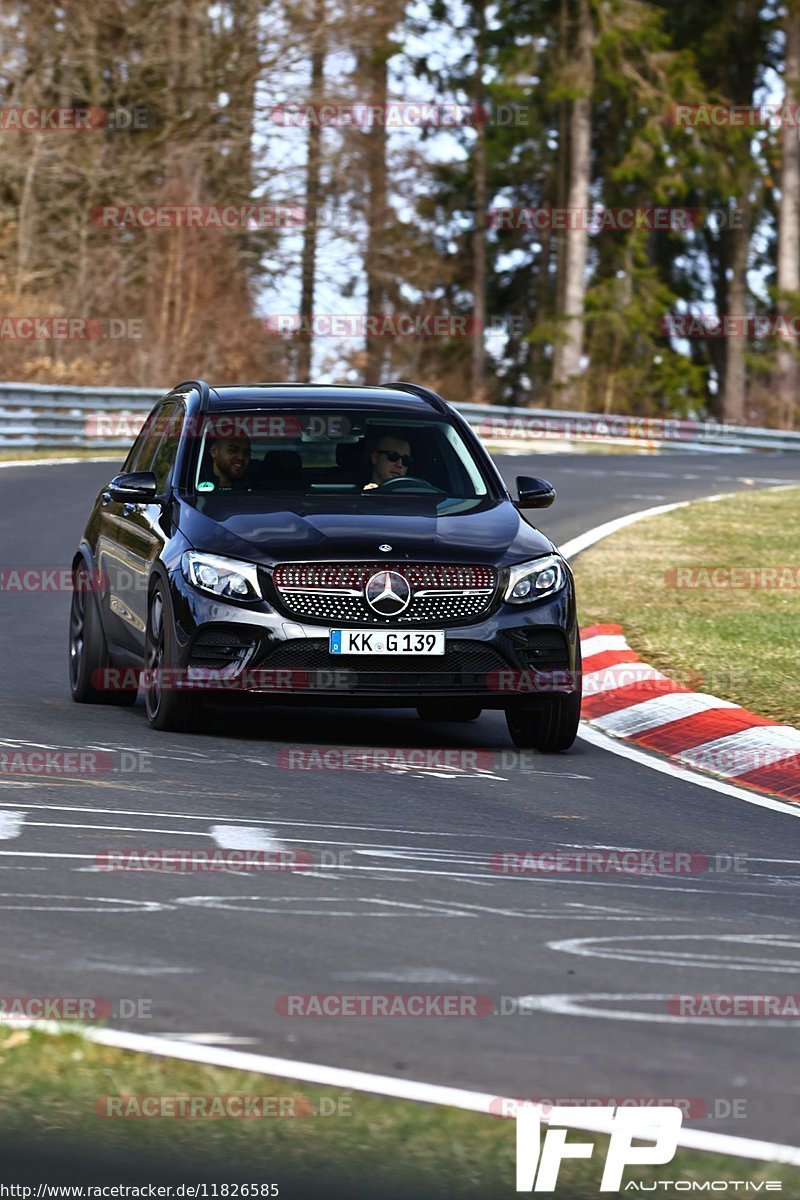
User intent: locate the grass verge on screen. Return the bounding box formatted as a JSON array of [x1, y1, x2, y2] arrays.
[[573, 486, 800, 726], [0, 1027, 798, 1197]]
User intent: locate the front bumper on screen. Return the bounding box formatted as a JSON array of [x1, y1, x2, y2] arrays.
[[167, 568, 580, 710]]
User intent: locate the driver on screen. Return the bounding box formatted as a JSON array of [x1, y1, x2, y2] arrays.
[[363, 433, 412, 490], [207, 435, 251, 490]]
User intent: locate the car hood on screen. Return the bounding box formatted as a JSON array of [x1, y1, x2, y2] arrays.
[[178, 497, 556, 568]]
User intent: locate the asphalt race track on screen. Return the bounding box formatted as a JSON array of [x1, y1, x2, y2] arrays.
[[1, 450, 799, 1144]]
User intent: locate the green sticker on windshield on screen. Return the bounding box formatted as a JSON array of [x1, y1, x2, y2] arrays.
[[197, 481, 215, 492]]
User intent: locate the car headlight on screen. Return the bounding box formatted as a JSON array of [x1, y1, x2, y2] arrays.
[[181, 551, 262, 601], [504, 554, 566, 604]]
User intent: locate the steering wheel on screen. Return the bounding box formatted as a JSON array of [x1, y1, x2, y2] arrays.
[[377, 475, 447, 496]]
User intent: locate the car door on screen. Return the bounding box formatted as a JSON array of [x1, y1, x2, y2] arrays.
[[113, 399, 185, 656], [95, 404, 165, 655]]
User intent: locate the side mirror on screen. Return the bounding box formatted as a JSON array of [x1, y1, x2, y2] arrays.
[[516, 475, 556, 508], [108, 471, 159, 504]]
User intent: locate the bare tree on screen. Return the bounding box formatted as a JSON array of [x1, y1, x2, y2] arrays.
[[551, 0, 593, 407], [776, 0, 800, 429], [471, 0, 488, 404], [296, 0, 326, 382]]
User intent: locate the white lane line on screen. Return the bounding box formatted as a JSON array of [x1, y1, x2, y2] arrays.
[[0, 802, 515, 840], [577, 724, 800, 818], [594, 693, 738, 737], [516, 991, 800, 1029], [0, 811, 26, 839], [2, 1021, 799, 1166], [0, 848, 788, 897], [547, 933, 800, 972], [210, 825, 294, 853], [0, 892, 167, 912], [154, 1033, 262, 1045]]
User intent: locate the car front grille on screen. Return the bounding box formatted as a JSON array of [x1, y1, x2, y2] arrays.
[[255, 638, 509, 692], [271, 562, 497, 626]]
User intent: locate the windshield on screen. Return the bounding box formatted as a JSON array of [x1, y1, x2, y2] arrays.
[[189, 408, 492, 513]]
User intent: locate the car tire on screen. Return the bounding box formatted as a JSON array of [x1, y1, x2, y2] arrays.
[[144, 583, 199, 732], [416, 702, 482, 722], [505, 690, 581, 752], [504, 643, 582, 753], [68, 562, 137, 706]]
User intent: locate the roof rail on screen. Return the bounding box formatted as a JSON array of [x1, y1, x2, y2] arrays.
[[173, 379, 211, 412], [382, 381, 449, 414]]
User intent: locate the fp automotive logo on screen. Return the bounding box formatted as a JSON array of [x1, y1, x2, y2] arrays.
[[515, 1105, 682, 1192], [365, 570, 411, 616]]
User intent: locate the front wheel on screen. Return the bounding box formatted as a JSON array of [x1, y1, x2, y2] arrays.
[[505, 642, 582, 752], [505, 689, 581, 752], [143, 584, 199, 732]]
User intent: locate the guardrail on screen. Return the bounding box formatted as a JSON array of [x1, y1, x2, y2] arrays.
[[1, 381, 799, 453]]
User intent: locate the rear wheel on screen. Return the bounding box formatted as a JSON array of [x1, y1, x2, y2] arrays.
[[68, 563, 137, 706], [416, 702, 482, 722], [144, 584, 199, 732]]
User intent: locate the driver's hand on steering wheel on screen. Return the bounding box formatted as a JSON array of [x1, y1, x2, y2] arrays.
[[362, 482, 379, 490]]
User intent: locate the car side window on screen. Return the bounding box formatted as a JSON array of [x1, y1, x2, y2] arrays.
[[123, 403, 168, 474], [145, 401, 185, 494]]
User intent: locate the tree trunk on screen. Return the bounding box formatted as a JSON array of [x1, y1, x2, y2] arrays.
[[296, 0, 326, 383], [720, 202, 749, 424], [552, 0, 593, 407], [363, 28, 391, 385], [471, 0, 487, 404], [776, 3, 800, 429]]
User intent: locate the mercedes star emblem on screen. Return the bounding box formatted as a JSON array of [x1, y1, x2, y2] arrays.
[[365, 570, 411, 616], [378, 544, 392, 552]]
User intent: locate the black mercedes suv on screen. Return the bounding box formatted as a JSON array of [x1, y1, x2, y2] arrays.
[[69, 380, 581, 750]]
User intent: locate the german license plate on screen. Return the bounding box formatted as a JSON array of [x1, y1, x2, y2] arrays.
[[329, 629, 445, 655]]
